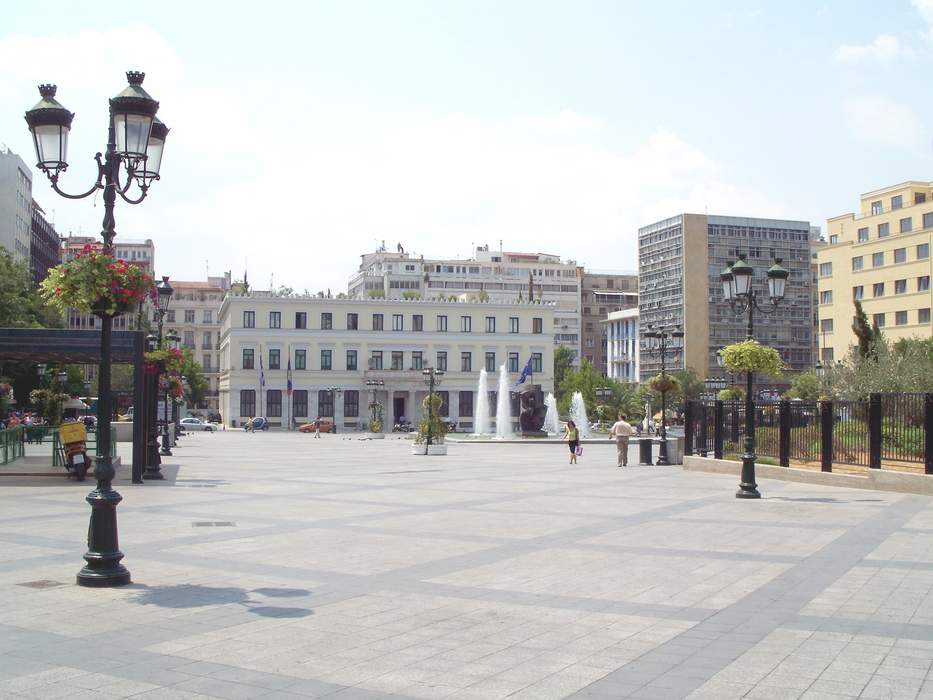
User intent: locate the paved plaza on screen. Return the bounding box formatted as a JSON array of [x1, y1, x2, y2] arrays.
[[2, 433, 933, 699]]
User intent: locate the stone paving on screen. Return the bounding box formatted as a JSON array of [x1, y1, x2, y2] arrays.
[[2, 432, 933, 699]]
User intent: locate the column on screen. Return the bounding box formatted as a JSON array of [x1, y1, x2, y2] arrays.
[[334, 388, 344, 429], [448, 389, 459, 428], [408, 390, 417, 425]]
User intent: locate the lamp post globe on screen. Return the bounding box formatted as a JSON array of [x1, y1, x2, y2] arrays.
[[729, 254, 754, 297], [24, 85, 74, 178], [109, 71, 159, 167], [766, 259, 789, 302]]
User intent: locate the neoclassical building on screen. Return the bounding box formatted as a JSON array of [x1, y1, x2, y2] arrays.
[[218, 295, 555, 430]]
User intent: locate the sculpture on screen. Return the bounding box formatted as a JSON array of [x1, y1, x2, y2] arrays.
[[518, 384, 547, 435]]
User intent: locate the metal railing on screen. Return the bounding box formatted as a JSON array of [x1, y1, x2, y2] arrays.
[[1, 427, 24, 464]]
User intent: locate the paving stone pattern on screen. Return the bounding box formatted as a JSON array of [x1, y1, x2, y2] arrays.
[[2, 432, 933, 699]]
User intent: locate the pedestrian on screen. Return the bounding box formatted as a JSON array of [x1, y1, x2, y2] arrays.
[[610, 413, 634, 467], [314, 416, 321, 439], [563, 420, 580, 465]]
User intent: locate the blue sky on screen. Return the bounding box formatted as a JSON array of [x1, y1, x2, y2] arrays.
[[1, 0, 931, 290]]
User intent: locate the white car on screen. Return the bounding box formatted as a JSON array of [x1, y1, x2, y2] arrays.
[[180, 417, 215, 432]]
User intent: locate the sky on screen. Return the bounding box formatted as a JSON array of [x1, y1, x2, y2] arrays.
[[1, 0, 931, 292]]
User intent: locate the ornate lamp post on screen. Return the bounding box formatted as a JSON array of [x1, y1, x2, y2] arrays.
[[154, 277, 174, 457], [643, 326, 684, 465], [165, 331, 181, 439], [421, 367, 444, 446], [720, 253, 788, 499], [365, 378, 384, 430], [25, 71, 167, 587]]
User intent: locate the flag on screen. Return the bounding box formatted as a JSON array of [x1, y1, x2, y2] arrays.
[[517, 357, 534, 384], [259, 345, 265, 388], [286, 357, 293, 396]]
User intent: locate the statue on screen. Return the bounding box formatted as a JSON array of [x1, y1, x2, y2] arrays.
[[518, 384, 547, 436]]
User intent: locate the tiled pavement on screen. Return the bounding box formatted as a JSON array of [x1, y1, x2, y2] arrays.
[[2, 432, 933, 699]]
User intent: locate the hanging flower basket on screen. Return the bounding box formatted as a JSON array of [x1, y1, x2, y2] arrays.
[[720, 340, 784, 377], [719, 386, 745, 402], [40, 244, 154, 316], [159, 374, 184, 399], [145, 348, 184, 374], [648, 373, 680, 394]]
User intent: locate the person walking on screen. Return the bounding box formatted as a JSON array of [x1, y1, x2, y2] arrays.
[[610, 413, 634, 467], [563, 420, 580, 465], [314, 417, 322, 439]]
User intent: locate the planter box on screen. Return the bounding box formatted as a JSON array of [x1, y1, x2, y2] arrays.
[[363, 432, 385, 440], [411, 443, 447, 455]]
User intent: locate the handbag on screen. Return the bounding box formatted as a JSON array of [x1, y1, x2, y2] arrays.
[[575, 445, 583, 457]]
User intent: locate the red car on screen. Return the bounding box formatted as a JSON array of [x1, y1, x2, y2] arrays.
[[298, 419, 335, 434]]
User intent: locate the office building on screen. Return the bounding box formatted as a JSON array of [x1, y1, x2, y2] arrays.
[[219, 295, 554, 430], [580, 271, 637, 370], [604, 308, 639, 382], [819, 181, 933, 360], [0, 147, 33, 263], [30, 201, 60, 285], [638, 213, 813, 384]]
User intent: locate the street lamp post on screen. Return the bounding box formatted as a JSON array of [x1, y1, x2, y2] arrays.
[[421, 367, 444, 446], [25, 71, 167, 587], [154, 277, 174, 457], [365, 378, 384, 431], [643, 326, 684, 465], [327, 386, 342, 430], [165, 331, 181, 442], [720, 253, 788, 499]]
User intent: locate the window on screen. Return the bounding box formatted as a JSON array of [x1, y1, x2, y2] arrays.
[[894, 248, 907, 264], [509, 317, 519, 333], [895, 279, 907, 294], [461, 352, 472, 372], [166, 310, 175, 323], [820, 319, 833, 332], [872, 252, 884, 267], [411, 351, 423, 370], [485, 316, 496, 333], [819, 262, 833, 276], [295, 312, 307, 329], [243, 311, 255, 328], [895, 310, 908, 326], [871, 200, 883, 215], [318, 390, 334, 417], [370, 351, 383, 370], [412, 314, 423, 331], [485, 352, 496, 372], [853, 285, 864, 300], [202, 331, 212, 349], [874, 313, 886, 327], [920, 308, 931, 324], [437, 391, 450, 416], [829, 235, 838, 244], [459, 391, 473, 418], [437, 315, 448, 332], [892, 195, 903, 210], [436, 351, 447, 371], [203, 310, 213, 324], [857, 227, 869, 242], [269, 348, 280, 370], [533, 317, 543, 334], [852, 256, 863, 271], [392, 314, 403, 331], [532, 352, 543, 373], [347, 313, 358, 330], [295, 349, 306, 370], [820, 291, 833, 304], [878, 222, 890, 238], [346, 349, 357, 371], [344, 390, 359, 417], [508, 352, 519, 373], [924, 212, 933, 229], [873, 282, 885, 298], [391, 351, 404, 370], [918, 243, 930, 259], [900, 217, 912, 233], [293, 390, 308, 417], [242, 348, 254, 369], [239, 389, 255, 417], [916, 193, 927, 205], [184, 309, 195, 323], [269, 311, 281, 329], [372, 313, 383, 331], [321, 313, 332, 330], [821, 347, 835, 363], [320, 349, 332, 370], [460, 315, 472, 332], [919, 276, 931, 292], [183, 331, 195, 348], [267, 390, 282, 417]]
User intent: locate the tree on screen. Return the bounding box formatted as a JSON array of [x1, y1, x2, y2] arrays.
[[671, 368, 704, 403], [784, 370, 821, 401], [852, 299, 881, 359], [0, 250, 61, 328], [823, 335, 933, 399], [553, 345, 575, 402], [179, 348, 209, 407]]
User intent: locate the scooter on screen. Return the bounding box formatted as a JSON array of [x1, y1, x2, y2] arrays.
[[59, 422, 90, 481], [393, 419, 413, 432]]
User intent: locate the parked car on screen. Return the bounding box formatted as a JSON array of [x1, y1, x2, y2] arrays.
[[180, 417, 215, 432], [244, 417, 269, 431], [298, 418, 335, 434]]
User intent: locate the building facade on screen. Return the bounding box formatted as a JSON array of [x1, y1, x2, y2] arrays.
[[604, 308, 639, 382], [30, 201, 60, 285], [0, 147, 33, 264], [218, 295, 555, 431], [580, 271, 637, 371], [819, 182, 933, 361], [348, 244, 582, 363], [638, 213, 813, 385]]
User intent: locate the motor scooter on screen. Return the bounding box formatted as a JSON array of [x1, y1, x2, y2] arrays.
[[59, 421, 90, 481]]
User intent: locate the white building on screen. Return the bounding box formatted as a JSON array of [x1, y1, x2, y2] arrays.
[[604, 308, 639, 382], [348, 244, 583, 363], [0, 147, 33, 263], [218, 295, 555, 431]]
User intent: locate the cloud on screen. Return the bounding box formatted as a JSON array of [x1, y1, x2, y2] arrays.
[[843, 94, 927, 151], [530, 110, 607, 132], [833, 34, 914, 64], [914, 0, 933, 40]]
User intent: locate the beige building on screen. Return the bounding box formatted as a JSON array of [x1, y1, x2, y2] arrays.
[[218, 295, 554, 431], [580, 271, 637, 371], [819, 182, 933, 361]]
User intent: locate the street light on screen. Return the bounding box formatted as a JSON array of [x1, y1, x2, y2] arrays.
[[25, 70, 167, 588], [365, 378, 384, 431], [144, 333, 162, 477], [155, 277, 174, 458], [643, 325, 683, 465], [421, 367, 444, 446], [166, 330, 181, 440], [719, 253, 788, 499], [327, 386, 343, 428]]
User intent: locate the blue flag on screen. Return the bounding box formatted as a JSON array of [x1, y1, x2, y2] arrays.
[[286, 357, 293, 396], [259, 345, 265, 388], [517, 357, 533, 384]]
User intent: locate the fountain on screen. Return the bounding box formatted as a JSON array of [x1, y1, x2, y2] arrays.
[[473, 369, 491, 435], [495, 364, 513, 439], [544, 393, 560, 435], [570, 391, 592, 439]]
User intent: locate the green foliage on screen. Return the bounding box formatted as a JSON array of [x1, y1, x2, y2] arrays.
[[852, 299, 882, 359], [40, 245, 154, 315], [556, 359, 644, 422], [648, 373, 681, 394], [179, 348, 209, 406], [28, 388, 69, 425], [719, 386, 745, 402], [401, 290, 422, 300], [822, 334, 933, 399], [367, 289, 386, 299], [784, 370, 821, 401], [553, 345, 575, 402], [368, 419, 382, 432], [415, 393, 448, 444], [477, 290, 490, 302], [721, 340, 783, 377], [671, 368, 704, 402], [0, 250, 61, 328]]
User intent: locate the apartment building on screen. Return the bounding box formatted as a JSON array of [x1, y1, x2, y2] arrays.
[[218, 295, 554, 431], [0, 147, 33, 263], [580, 271, 637, 371], [348, 244, 583, 363], [604, 308, 639, 382], [638, 213, 813, 384], [819, 181, 933, 360], [30, 201, 60, 285]]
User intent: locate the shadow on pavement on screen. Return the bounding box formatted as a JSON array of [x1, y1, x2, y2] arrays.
[[129, 583, 314, 618]]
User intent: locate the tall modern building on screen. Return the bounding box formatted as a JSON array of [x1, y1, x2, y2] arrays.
[[348, 244, 583, 362], [818, 181, 933, 361], [638, 213, 813, 385], [0, 147, 34, 263], [580, 270, 637, 371], [30, 201, 60, 285]]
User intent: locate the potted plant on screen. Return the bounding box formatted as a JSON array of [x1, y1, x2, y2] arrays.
[[647, 373, 680, 394], [719, 340, 784, 378], [413, 393, 448, 455], [366, 400, 385, 438], [718, 386, 745, 402], [40, 244, 154, 316]]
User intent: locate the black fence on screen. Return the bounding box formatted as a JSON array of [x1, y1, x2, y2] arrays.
[[684, 393, 933, 474]]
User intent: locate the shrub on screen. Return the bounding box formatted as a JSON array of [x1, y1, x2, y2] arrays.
[[719, 386, 745, 402], [648, 373, 680, 394], [721, 340, 783, 377]]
